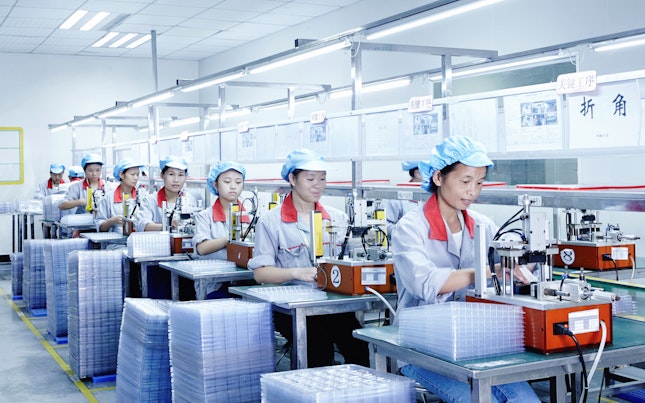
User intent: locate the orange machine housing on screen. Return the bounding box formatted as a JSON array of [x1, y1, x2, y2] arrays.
[[467, 296, 612, 354], [317, 259, 396, 295], [226, 241, 254, 268], [554, 241, 636, 270], [170, 233, 194, 254]]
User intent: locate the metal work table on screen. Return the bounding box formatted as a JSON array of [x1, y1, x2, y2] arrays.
[[11, 211, 41, 252], [353, 316, 645, 403], [158, 260, 254, 300], [229, 284, 395, 369], [124, 254, 190, 298], [80, 232, 127, 249]]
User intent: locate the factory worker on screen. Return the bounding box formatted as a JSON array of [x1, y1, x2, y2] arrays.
[[383, 160, 423, 236], [59, 154, 105, 214], [133, 155, 196, 232], [36, 163, 66, 198], [192, 161, 249, 298], [391, 136, 539, 403], [95, 159, 143, 234], [68, 166, 84, 182], [248, 148, 369, 368]]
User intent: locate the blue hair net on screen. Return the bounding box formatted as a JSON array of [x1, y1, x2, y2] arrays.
[[419, 136, 493, 192], [401, 161, 420, 171], [81, 153, 103, 169], [160, 155, 188, 172], [49, 163, 65, 174], [207, 162, 246, 195], [113, 159, 143, 181], [68, 166, 84, 178], [281, 148, 328, 182]]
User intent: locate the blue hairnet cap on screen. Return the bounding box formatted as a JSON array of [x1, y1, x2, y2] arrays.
[[207, 161, 246, 195], [68, 166, 84, 178], [401, 161, 420, 171], [160, 155, 188, 172], [113, 159, 143, 181], [81, 153, 103, 169], [281, 148, 328, 182], [419, 136, 493, 192], [50, 163, 65, 174]]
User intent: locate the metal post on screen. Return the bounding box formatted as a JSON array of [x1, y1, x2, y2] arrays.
[[441, 54, 453, 137], [151, 30, 158, 91]]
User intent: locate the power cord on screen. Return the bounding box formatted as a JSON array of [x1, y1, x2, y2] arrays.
[[365, 286, 396, 321], [602, 254, 618, 281], [554, 323, 588, 403]]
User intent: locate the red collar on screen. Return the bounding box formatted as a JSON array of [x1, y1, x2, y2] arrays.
[[70, 178, 82, 182], [423, 193, 475, 241], [212, 198, 250, 223], [82, 178, 104, 190], [113, 185, 137, 203], [156, 187, 184, 208], [47, 178, 65, 189], [281, 193, 331, 223]]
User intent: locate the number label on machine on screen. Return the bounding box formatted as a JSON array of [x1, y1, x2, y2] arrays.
[[361, 267, 387, 285], [568, 309, 600, 334], [330, 265, 342, 288]]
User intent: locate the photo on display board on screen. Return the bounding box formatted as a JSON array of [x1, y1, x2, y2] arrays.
[[413, 112, 438, 135]]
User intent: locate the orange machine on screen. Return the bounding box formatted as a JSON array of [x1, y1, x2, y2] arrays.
[[467, 295, 612, 354], [227, 241, 254, 268], [554, 241, 636, 270], [170, 233, 194, 254], [317, 259, 396, 296]]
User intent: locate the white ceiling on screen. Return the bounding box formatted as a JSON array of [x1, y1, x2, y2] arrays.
[[0, 0, 363, 61]]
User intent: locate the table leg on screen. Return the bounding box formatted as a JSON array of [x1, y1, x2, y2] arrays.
[[292, 309, 308, 369], [196, 279, 207, 300], [551, 375, 567, 403], [141, 262, 149, 298], [471, 378, 493, 403], [123, 260, 130, 299], [171, 273, 179, 301], [371, 345, 388, 372]]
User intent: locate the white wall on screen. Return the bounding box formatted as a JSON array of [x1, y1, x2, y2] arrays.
[[0, 53, 196, 254]]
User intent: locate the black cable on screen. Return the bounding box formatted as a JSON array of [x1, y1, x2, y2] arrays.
[[596, 368, 605, 403], [337, 225, 353, 259], [565, 329, 589, 403]]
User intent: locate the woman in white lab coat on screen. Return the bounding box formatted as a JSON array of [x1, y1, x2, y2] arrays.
[[392, 136, 540, 403], [192, 161, 248, 298], [248, 148, 368, 368], [95, 158, 143, 234]]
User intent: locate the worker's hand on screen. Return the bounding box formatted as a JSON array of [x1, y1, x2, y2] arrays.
[[111, 216, 124, 226], [292, 267, 317, 282]]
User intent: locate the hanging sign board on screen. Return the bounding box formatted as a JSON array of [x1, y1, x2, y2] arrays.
[[556, 70, 597, 95], [310, 110, 327, 124], [408, 96, 433, 113], [237, 121, 249, 133]]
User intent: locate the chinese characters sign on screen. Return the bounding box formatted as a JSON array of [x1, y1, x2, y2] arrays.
[[568, 81, 640, 149]]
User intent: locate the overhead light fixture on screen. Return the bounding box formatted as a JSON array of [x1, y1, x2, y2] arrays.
[[92, 32, 119, 47], [80, 11, 110, 31], [71, 116, 96, 127], [97, 105, 129, 119], [366, 0, 503, 40], [109, 33, 137, 48], [49, 124, 69, 133], [131, 91, 175, 108], [428, 54, 563, 81], [209, 108, 251, 120], [295, 96, 318, 105], [167, 116, 201, 128], [329, 77, 411, 99], [592, 36, 645, 52], [249, 41, 350, 75], [59, 10, 88, 30], [126, 34, 152, 49], [181, 71, 247, 93]]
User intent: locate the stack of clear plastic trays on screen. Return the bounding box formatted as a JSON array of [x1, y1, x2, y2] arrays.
[[261, 364, 415, 403], [398, 302, 525, 361], [169, 299, 274, 402], [127, 231, 171, 258], [612, 294, 636, 315], [10, 252, 23, 298], [246, 285, 328, 303], [117, 298, 172, 403], [60, 213, 95, 226], [22, 239, 47, 311], [43, 238, 89, 338], [173, 259, 236, 272], [42, 194, 65, 221], [86, 232, 124, 241], [67, 250, 123, 379]]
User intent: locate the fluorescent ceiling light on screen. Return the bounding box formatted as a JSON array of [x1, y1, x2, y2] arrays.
[[250, 41, 349, 75], [49, 124, 69, 133], [295, 96, 318, 105], [60, 10, 88, 30], [330, 77, 411, 99], [97, 105, 129, 119], [428, 54, 563, 80], [131, 92, 174, 108], [80, 11, 109, 31], [168, 116, 201, 128], [71, 116, 95, 126], [366, 0, 503, 40], [593, 37, 645, 52], [209, 108, 251, 120], [126, 34, 152, 49], [92, 32, 119, 47], [109, 33, 137, 48], [181, 71, 246, 93]]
